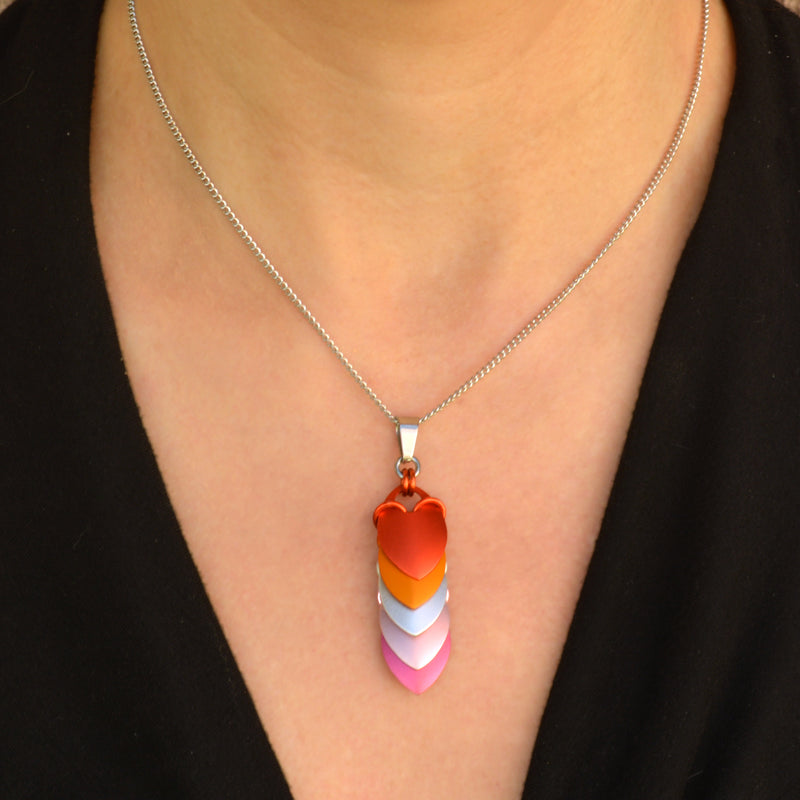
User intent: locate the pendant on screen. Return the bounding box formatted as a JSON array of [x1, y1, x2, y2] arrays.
[[373, 419, 450, 693]]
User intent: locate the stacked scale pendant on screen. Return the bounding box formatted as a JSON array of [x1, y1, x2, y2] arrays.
[[374, 478, 451, 694], [129, 0, 710, 699]]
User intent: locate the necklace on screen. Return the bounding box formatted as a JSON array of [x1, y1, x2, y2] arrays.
[[128, 0, 709, 693]]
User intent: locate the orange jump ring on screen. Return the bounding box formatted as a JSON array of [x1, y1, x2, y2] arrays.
[[401, 467, 416, 496]]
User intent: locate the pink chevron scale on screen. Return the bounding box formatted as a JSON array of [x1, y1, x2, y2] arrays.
[[381, 632, 451, 695], [374, 479, 451, 693]]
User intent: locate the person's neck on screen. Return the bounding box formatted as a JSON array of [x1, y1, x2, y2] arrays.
[[138, 0, 697, 191], [129, 0, 706, 294]]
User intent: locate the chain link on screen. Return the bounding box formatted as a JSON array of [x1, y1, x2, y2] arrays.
[[128, 0, 708, 428]]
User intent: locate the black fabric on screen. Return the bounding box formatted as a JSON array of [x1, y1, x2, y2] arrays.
[[1, 0, 799, 797]]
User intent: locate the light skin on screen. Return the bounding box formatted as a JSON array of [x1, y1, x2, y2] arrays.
[[91, 0, 735, 797]]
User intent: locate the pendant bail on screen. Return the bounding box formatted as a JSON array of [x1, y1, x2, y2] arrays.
[[395, 417, 421, 478]]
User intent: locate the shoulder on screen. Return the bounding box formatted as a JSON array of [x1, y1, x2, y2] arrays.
[[0, 0, 102, 250], [747, 0, 800, 42], [0, 0, 36, 113], [0, 0, 103, 143], [1, 0, 104, 113], [711, 0, 800, 251], [727, 0, 800, 111], [1, 0, 106, 402], [0, 0, 30, 52]]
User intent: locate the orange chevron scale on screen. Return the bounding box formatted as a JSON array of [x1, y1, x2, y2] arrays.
[[378, 549, 446, 609], [374, 482, 451, 693]]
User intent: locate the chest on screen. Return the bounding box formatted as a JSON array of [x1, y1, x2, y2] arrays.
[[93, 214, 686, 799], [89, 36, 716, 792]]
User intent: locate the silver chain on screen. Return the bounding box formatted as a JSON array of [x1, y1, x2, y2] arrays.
[[128, 0, 709, 428]]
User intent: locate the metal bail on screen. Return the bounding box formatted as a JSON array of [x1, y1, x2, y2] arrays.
[[395, 417, 421, 478], [397, 417, 419, 463]]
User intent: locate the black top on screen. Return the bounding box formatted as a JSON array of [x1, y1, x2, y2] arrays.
[[2, 0, 799, 797]]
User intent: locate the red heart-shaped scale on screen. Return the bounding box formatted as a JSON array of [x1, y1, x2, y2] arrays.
[[374, 495, 447, 581]]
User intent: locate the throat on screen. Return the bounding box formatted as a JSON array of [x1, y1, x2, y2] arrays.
[[132, 0, 693, 198]]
